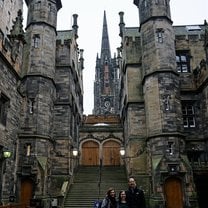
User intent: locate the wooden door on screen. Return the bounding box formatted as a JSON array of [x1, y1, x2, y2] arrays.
[[82, 141, 99, 165], [164, 177, 183, 208], [103, 141, 120, 166], [20, 179, 33, 207]]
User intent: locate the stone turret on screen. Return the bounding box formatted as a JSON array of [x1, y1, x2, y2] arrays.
[[23, 0, 62, 78], [134, 0, 171, 25], [17, 0, 62, 205], [133, 0, 198, 207], [25, 0, 62, 29]]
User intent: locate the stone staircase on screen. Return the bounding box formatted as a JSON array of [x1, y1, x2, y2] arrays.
[[64, 166, 127, 208]]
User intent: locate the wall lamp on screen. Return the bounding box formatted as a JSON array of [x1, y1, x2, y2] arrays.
[[119, 146, 125, 157], [3, 150, 12, 158], [1, 149, 12, 159], [72, 148, 78, 157]]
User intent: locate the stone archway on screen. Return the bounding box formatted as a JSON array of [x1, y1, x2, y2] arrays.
[[102, 140, 120, 166], [164, 177, 183, 208], [81, 140, 99, 166]]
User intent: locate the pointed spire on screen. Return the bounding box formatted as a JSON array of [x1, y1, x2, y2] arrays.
[[100, 11, 111, 62]]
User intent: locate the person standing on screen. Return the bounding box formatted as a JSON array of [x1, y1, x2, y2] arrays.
[[117, 190, 129, 208], [126, 177, 146, 208], [101, 187, 117, 208]]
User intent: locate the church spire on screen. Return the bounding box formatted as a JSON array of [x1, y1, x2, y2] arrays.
[[100, 11, 111, 62]]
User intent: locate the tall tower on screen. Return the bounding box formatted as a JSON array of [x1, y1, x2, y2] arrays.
[[93, 11, 120, 115], [18, 0, 62, 205], [133, 0, 197, 207]]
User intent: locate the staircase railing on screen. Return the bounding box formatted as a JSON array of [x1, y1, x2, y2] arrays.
[[98, 158, 103, 199]]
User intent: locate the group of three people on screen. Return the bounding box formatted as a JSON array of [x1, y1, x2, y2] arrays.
[[100, 177, 146, 208]]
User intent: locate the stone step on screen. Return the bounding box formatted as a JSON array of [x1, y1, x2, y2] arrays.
[[64, 166, 127, 208]]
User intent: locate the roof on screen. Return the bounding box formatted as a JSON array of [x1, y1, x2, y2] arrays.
[[173, 24, 205, 36], [124, 25, 205, 38]]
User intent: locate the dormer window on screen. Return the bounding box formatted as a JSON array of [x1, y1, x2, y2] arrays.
[[186, 25, 201, 32]]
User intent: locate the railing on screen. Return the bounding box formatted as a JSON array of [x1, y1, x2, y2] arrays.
[[98, 158, 103, 199]]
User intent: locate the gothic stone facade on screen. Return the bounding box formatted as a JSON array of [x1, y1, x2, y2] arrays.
[[0, 0, 84, 206], [117, 0, 208, 207], [79, 115, 123, 166]]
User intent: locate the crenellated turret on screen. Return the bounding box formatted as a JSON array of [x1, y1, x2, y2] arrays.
[[17, 0, 63, 203], [25, 0, 62, 29], [134, 0, 171, 25], [134, 0, 176, 76], [23, 0, 62, 78], [132, 1, 198, 207]]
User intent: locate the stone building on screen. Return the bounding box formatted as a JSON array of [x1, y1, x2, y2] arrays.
[[93, 11, 120, 115], [79, 115, 123, 166], [0, 0, 84, 207], [0, 0, 25, 204], [79, 11, 123, 172], [0, 0, 23, 35], [117, 0, 208, 207], [0, 0, 208, 208]]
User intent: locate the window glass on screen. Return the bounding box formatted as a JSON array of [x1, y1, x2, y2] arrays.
[[182, 103, 195, 128], [32, 34, 40, 48], [181, 55, 187, 62], [176, 56, 180, 62], [175, 51, 190, 73]]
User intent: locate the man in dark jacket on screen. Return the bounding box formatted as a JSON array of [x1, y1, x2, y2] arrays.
[[126, 177, 146, 208]]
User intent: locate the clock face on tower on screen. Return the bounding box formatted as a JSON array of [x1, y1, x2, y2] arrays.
[[104, 100, 111, 108]]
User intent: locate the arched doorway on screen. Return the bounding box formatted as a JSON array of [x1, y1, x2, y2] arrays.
[[20, 178, 33, 207], [164, 177, 183, 208], [82, 141, 99, 165], [102, 140, 120, 166]]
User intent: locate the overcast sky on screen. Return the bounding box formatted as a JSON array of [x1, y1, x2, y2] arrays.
[[23, 0, 208, 115]]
